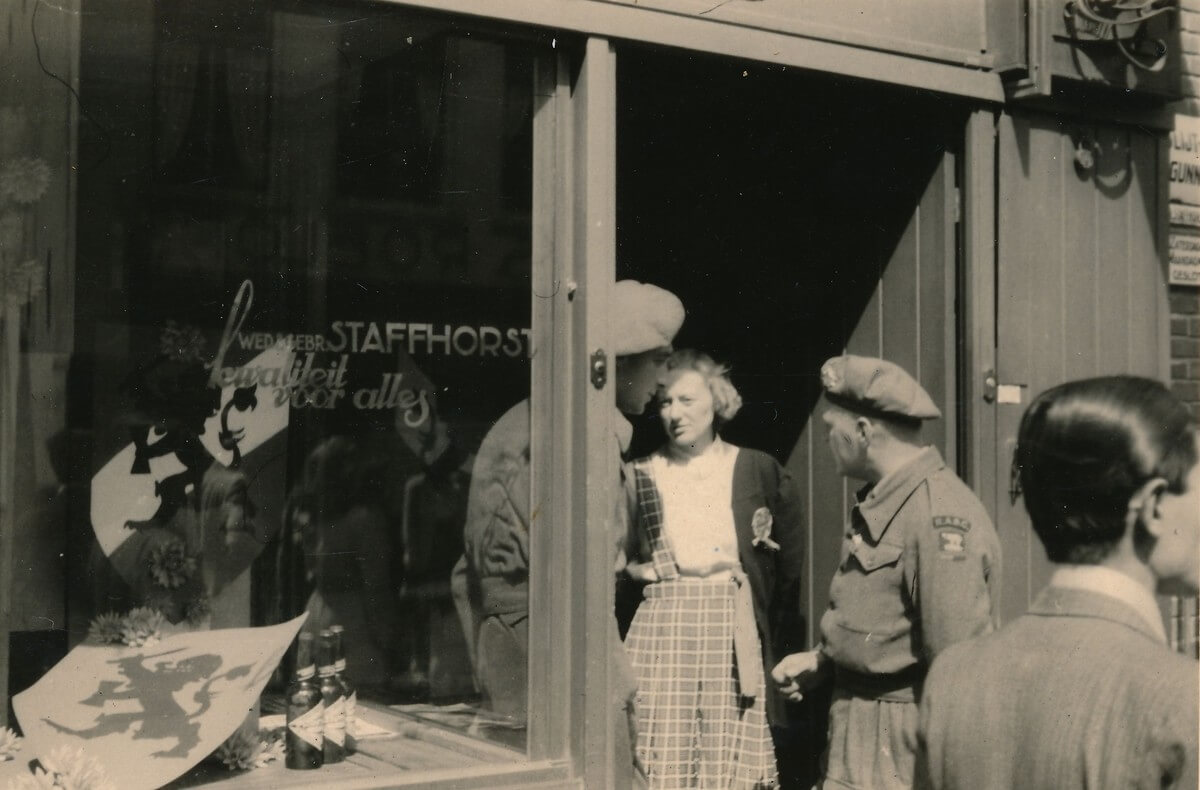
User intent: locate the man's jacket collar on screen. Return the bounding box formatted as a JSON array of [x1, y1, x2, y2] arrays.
[[854, 445, 944, 543]]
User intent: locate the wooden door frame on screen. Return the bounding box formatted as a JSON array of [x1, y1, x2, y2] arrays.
[[527, 36, 623, 789], [959, 109, 999, 526]]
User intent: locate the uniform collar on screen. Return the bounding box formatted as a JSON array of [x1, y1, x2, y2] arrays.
[[615, 409, 633, 457], [854, 445, 944, 542], [1045, 565, 1167, 644]]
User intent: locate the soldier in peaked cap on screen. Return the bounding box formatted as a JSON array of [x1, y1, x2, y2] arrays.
[[772, 355, 1000, 790]]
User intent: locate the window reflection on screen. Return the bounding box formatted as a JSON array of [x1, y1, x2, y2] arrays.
[[65, 0, 536, 764]]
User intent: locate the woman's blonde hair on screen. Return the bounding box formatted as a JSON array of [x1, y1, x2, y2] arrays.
[[663, 349, 743, 425]]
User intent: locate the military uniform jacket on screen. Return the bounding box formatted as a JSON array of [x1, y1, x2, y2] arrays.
[[819, 446, 1000, 696]]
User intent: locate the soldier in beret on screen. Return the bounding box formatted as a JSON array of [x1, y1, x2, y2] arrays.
[[771, 355, 1000, 790]]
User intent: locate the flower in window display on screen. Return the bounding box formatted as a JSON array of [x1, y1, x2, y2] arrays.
[[88, 608, 170, 647], [0, 727, 21, 762], [148, 538, 198, 589], [85, 612, 125, 645], [6, 745, 115, 790], [117, 607, 165, 648], [0, 120, 51, 317], [212, 729, 284, 772]]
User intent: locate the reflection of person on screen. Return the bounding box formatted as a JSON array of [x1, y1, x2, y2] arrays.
[[915, 377, 1199, 790], [293, 437, 400, 690], [396, 412, 473, 700], [623, 350, 804, 789], [459, 279, 684, 785], [772, 355, 1000, 790]]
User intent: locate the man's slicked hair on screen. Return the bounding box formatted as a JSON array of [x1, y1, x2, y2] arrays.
[[1013, 376, 1197, 564]]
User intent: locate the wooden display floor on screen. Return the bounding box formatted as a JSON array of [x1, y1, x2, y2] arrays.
[[0, 699, 525, 789]]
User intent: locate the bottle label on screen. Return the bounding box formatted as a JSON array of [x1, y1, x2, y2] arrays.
[[325, 696, 346, 746], [335, 659, 346, 672], [345, 691, 357, 738], [288, 701, 325, 750]]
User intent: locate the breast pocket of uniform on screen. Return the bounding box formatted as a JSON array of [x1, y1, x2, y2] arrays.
[[834, 540, 908, 635], [851, 540, 903, 575]]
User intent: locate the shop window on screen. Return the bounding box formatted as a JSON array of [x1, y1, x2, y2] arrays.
[[3, 1, 553, 786]]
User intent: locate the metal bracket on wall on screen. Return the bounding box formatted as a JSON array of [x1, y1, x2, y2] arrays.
[[1005, 0, 1179, 101]]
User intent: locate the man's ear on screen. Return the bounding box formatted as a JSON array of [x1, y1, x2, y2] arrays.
[[854, 416, 873, 444], [1130, 477, 1168, 536]]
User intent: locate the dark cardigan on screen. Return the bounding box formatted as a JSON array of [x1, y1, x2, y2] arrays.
[[627, 445, 807, 726]]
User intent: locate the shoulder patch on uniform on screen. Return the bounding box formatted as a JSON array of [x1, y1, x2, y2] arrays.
[[933, 515, 971, 533], [937, 529, 966, 558]]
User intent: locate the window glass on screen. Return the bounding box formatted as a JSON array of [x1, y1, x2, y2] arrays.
[[5, 0, 539, 782]]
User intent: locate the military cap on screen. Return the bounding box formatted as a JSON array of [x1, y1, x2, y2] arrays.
[[820, 354, 941, 421], [611, 280, 685, 356]]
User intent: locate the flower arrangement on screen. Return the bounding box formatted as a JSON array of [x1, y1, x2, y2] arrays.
[[87, 607, 165, 648], [148, 539, 198, 589], [0, 107, 50, 318], [4, 745, 115, 790], [212, 728, 284, 772]]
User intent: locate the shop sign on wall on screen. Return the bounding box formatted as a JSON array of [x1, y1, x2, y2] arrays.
[[1168, 115, 1200, 287], [1168, 233, 1200, 286]]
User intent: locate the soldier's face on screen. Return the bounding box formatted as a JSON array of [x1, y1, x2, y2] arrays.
[[822, 405, 866, 479], [615, 347, 671, 415]]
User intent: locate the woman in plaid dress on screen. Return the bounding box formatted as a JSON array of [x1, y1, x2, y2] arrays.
[[623, 350, 806, 789]]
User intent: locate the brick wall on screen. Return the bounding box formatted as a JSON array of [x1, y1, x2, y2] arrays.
[[1175, 3, 1200, 420], [1170, 290, 1200, 418]]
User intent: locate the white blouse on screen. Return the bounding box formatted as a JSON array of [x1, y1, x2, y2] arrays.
[[649, 439, 741, 576]]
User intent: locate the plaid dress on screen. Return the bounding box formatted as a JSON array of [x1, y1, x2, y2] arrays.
[[625, 460, 778, 790]]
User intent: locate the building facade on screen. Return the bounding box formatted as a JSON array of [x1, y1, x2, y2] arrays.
[[0, 1, 1191, 787]]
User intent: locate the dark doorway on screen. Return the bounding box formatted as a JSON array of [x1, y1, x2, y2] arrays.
[[616, 45, 966, 463]]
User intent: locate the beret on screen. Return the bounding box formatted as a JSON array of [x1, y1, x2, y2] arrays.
[[611, 280, 685, 356], [820, 354, 941, 421]]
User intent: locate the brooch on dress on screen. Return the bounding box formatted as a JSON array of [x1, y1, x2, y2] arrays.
[[750, 507, 780, 551]]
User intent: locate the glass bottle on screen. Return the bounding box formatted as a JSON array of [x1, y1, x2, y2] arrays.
[[330, 624, 357, 754], [285, 632, 324, 770], [317, 629, 346, 764]]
